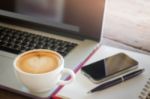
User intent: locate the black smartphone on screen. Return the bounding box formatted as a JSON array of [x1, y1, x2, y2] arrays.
[[81, 53, 138, 84]]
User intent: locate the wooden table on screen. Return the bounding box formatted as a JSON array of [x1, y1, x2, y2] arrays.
[[102, 0, 150, 55]]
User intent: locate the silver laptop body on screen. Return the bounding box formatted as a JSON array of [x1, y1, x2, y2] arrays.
[[0, 0, 105, 98]]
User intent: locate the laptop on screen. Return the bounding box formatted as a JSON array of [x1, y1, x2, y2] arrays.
[[0, 0, 105, 98]]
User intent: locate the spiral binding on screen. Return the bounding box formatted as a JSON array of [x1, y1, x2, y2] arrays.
[[139, 78, 150, 99]]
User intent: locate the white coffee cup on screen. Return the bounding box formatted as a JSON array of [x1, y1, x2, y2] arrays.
[[13, 49, 75, 93]]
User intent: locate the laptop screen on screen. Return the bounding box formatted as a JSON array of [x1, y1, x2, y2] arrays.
[[0, 0, 105, 41]]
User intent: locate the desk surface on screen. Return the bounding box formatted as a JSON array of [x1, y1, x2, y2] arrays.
[[57, 45, 150, 99]]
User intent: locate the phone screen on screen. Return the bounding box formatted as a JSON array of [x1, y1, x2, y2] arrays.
[[81, 53, 138, 81]]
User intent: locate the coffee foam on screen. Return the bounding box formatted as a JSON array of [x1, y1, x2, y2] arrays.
[[17, 51, 60, 74]]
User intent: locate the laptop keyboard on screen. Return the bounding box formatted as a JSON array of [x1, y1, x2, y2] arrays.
[[0, 26, 78, 56]]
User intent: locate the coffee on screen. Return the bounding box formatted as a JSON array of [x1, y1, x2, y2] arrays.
[[16, 51, 60, 74], [14, 49, 75, 93]]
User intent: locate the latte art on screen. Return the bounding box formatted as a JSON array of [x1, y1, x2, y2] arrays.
[[17, 51, 60, 74]]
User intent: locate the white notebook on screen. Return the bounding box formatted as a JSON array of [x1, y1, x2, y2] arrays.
[[139, 78, 150, 99]]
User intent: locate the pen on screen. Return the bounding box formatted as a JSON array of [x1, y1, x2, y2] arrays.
[[88, 68, 144, 93]]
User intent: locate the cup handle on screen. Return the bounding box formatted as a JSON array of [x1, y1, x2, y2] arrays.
[[58, 68, 75, 85]]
